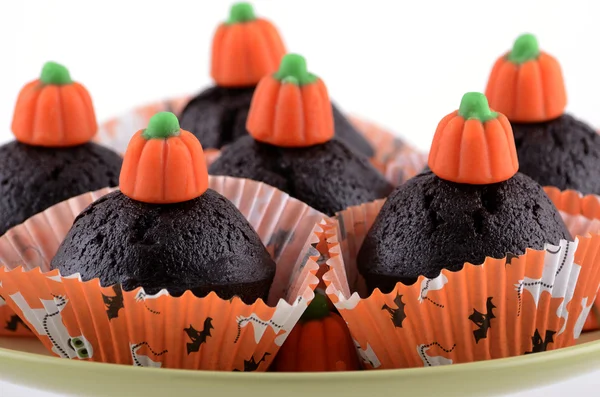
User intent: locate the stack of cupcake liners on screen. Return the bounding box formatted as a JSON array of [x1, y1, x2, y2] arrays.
[[94, 97, 428, 187], [322, 196, 600, 369], [0, 176, 329, 371]]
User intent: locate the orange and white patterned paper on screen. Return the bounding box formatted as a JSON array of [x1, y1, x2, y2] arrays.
[[544, 187, 600, 331], [0, 176, 326, 371], [95, 96, 426, 187], [0, 299, 32, 336], [322, 200, 600, 370]]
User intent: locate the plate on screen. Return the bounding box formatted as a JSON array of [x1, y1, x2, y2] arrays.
[[0, 333, 598, 397]]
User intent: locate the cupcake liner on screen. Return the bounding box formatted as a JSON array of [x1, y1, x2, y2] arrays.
[[0, 176, 326, 371], [0, 302, 32, 337], [322, 200, 600, 369], [347, 116, 428, 186], [543, 186, 600, 331], [95, 96, 425, 186]]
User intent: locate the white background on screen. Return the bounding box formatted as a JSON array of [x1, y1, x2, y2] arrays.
[[0, 0, 600, 395]]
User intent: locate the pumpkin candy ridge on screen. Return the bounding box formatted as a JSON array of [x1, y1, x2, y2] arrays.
[[119, 112, 209, 204], [246, 53, 335, 148], [211, 2, 286, 87], [428, 92, 519, 185], [485, 33, 567, 123], [11, 62, 97, 147], [273, 294, 360, 372]]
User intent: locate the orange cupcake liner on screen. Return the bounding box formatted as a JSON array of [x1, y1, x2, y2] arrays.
[[543, 186, 600, 331], [0, 176, 327, 370], [322, 200, 600, 370], [95, 96, 426, 186], [0, 303, 32, 337]]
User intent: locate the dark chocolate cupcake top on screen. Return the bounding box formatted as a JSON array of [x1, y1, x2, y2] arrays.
[[358, 93, 571, 293], [511, 115, 600, 195], [209, 54, 392, 215], [0, 61, 122, 236], [210, 136, 392, 216], [51, 113, 276, 303]]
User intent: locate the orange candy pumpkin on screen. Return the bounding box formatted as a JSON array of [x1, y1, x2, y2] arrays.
[[485, 33, 567, 123], [11, 61, 97, 147], [211, 2, 286, 87], [274, 294, 360, 372], [428, 92, 519, 185], [119, 112, 208, 204], [246, 54, 334, 148]]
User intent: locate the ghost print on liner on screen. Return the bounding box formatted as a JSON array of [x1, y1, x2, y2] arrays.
[[322, 202, 600, 369]]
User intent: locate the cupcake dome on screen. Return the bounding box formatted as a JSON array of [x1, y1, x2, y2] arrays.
[[0, 62, 122, 236], [358, 93, 571, 293], [51, 112, 276, 303], [209, 54, 393, 216], [178, 3, 374, 157], [485, 34, 600, 195]]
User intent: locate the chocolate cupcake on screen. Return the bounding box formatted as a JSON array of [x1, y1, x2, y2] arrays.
[[0, 62, 122, 236], [485, 34, 600, 195], [178, 3, 373, 157], [51, 112, 276, 304], [357, 93, 571, 293], [209, 54, 392, 216]]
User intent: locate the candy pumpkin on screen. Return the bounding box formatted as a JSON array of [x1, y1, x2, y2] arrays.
[[428, 92, 519, 185], [119, 112, 208, 204], [247, 54, 334, 148], [211, 2, 286, 87], [485, 33, 566, 123], [11, 61, 97, 147], [274, 294, 360, 372]]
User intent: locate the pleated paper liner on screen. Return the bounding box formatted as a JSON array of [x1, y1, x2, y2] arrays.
[[544, 186, 600, 331], [321, 200, 600, 370], [0, 176, 326, 371], [94, 96, 425, 186], [0, 303, 32, 336]]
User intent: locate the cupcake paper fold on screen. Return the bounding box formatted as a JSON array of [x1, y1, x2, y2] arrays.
[[0, 176, 326, 371], [323, 200, 600, 370], [94, 97, 426, 187], [543, 186, 600, 331]]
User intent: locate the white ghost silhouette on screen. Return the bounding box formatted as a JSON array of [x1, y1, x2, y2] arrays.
[[573, 297, 595, 339], [516, 239, 580, 335], [130, 342, 166, 368], [353, 340, 381, 368], [418, 274, 448, 304], [417, 343, 454, 367], [9, 292, 93, 360]]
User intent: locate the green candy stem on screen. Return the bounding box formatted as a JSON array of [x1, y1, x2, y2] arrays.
[[143, 112, 181, 139], [507, 33, 540, 64], [301, 293, 330, 322], [274, 54, 317, 86], [458, 92, 498, 122], [40, 62, 73, 85], [227, 2, 256, 24]]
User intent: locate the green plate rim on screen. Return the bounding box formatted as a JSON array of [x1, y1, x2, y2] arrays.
[[1, 339, 599, 380]]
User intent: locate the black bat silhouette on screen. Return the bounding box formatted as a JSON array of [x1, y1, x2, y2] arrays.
[[5, 314, 29, 332], [102, 285, 124, 320], [469, 297, 496, 343], [505, 253, 518, 266], [525, 329, 555, 354], [233, 352, 271, 372], [184, 317, 214, 354], [382, 294, 406, 328]]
